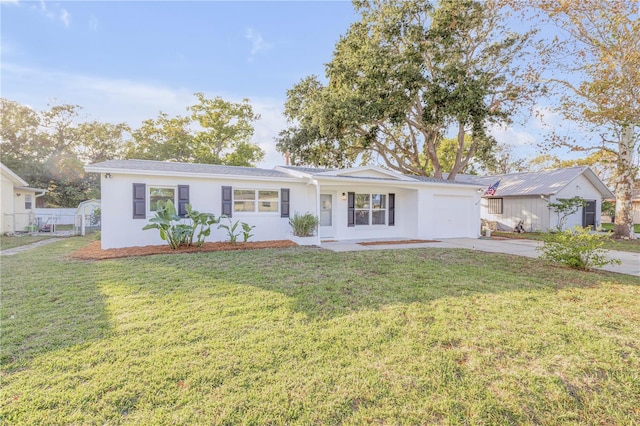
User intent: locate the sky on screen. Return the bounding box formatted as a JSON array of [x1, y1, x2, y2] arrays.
[[1, 0, 559, 169]]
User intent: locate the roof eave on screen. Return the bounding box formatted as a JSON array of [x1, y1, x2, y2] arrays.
[[84, 166, 302, 182]]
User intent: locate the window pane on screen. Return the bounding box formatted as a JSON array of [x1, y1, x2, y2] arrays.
[[234, 189, 255, 201], [258, 190, 278, 201], [372, 194, 386, 209], [234, 201, 255, 212], [372, 210, 386, 225], [355, 194, 370, 209], [149, 187, 175, 211], [355, 210, 369, 225], [258, 201, 278, 212]]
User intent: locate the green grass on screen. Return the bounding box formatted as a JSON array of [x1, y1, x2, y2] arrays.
[[0, 234, 56, 250], [494, 231, 640, 253], [2, 238, 639, 425], [600, 222, 640, 233]]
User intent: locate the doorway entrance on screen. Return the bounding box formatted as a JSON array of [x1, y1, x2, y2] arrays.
[[319, 193, 334, 238], [583, 200, 596, 228]]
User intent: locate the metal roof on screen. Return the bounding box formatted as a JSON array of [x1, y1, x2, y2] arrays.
[[86, 159, 294, 179], [452, 167, 614, 198]]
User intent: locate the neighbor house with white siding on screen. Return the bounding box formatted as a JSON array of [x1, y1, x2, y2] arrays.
[[86, 159, 484, 249], [1, 162, 47, 234], [454, 167, 614, 232]]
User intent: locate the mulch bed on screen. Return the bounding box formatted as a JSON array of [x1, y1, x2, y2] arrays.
[[357, 239, 440, 246], [69, 240, 299, 260]]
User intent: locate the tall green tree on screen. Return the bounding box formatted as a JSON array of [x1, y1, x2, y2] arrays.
[[126, 93, 264, 166], [277, 0, 538, 179], [531, 0, 639, 239]]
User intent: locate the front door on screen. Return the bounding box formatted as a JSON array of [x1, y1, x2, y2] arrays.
[[583, 200, 596, 228], [319, 193, 334, 238]]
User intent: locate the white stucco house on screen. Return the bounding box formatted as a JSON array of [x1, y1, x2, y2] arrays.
[[1, 162, 47, 234], [454, 166, 615, 232], [85, 159, 484, 249]]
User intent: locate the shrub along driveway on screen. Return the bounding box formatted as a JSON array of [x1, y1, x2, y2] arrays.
[[2, 237, 639, 424]]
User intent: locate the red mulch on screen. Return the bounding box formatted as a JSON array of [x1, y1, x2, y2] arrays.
[[357, 239, 440, 246], [69, 240, 299, 260]]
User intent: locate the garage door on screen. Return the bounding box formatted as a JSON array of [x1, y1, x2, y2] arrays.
[[433, 195, 476, 238]]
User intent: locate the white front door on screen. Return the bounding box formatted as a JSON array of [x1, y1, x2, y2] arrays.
[[319, 193, 334, 238]]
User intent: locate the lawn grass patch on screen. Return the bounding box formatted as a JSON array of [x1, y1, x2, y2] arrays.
[[0, 234, 56, 250], [2, 237, 639, 424]]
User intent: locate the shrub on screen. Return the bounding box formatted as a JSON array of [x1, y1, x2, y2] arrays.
[[537, 226, 621, 269], [289, 212, 319, 237], [218, 216, 254, 244], [143, 201, 217, 249]]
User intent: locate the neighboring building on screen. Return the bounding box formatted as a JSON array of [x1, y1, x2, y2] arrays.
[[85, 159, 484, 249], [0, 162, 47, 234], [454, 167, 615, 232], [602, 189, 640, 224]]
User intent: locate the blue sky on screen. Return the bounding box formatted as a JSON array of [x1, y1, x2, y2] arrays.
[[1, 0, 557, 168]]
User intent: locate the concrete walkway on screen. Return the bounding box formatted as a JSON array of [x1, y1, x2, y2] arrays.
[[0, 238, 62, 256], [322, 238, 640, 277]]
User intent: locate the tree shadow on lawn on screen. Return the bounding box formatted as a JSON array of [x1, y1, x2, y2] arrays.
[[1, 239, 110, 371], [111, 246, 633, 320]]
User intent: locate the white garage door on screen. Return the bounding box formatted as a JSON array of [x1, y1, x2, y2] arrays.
[[433, 195, 476, 238]]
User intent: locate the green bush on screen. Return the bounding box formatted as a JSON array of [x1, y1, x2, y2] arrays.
[[289, 212, 319, 237], [143, 201, 218, 249], [537, 226, 621, 269], [218, 216, 254, 244]]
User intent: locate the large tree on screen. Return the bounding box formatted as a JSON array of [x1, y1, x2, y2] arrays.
[[126, 93, 264, 166], [277, 0, 538, 179], [532, 0, 639, 239]]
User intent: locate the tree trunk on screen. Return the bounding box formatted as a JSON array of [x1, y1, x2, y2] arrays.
[[613, 125, 636, 239]]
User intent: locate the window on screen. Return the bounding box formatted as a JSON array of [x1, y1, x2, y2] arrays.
[[234, 189, 279, 213], [149, 187, 175, 212], [355, 193, 386, 225], [25, 195, 33, 210], [488, 198, 503, 214]]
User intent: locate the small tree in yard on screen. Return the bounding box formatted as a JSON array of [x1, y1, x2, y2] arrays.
[[548, 196, 586, 231], [538, 226, 620, 270]]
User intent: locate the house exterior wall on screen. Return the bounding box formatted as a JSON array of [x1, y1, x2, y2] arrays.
[[553, 174, 603, 229], [1, 177, 14, 233], [482, 173, 605, 232], [100, 173, 315, 249], [482, 196, 550, 232], [13, 189, 37, 232]]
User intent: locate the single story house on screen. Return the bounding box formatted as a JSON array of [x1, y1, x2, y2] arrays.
[[0, 162, 46, 234], [85, 159, 484, 249], [453, 166, 615, 232]]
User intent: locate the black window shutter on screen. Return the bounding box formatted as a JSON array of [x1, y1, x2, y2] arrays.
[[178, 185, 189, 217], [221, 186, 232, 217], [347, 192, 355, 227], [281, 188, 290, 218], [388, 193, 395, 226], [132, 183, 146, 219]]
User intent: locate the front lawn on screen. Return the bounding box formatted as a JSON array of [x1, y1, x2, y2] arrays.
[[494, 231, 640, 253], [0, 234, 55, 250], [2, 238, 639, 424]]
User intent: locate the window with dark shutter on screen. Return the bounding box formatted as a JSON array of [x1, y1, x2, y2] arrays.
[[133, 183, 146, 219], [347, 192, 355, 227], [281, 188, 290, 218], [388, 193, 395, 226], [221, 186, 232, 217], [177, 185, 189, 217]]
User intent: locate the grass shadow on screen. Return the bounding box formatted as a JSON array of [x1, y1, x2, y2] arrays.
[[1, 238, 110, 371]]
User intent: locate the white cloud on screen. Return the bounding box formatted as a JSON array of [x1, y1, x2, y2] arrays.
[[488, 124, 537, 147], [60, 8, 70, 28], [89, 14, 98, 31], [532, 105, 563, 130], [245, 28, 272, 59]]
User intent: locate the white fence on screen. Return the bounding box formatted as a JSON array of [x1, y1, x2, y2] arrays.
[[35, 208, 77, 226]]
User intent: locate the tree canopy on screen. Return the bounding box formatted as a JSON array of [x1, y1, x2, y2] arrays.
[[528, 0, 639, 239], [276, 0, 538, 179], [0, 94, 264, 207]]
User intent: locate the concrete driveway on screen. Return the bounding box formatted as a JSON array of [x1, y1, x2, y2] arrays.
[[322, 238, 640, 277]]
